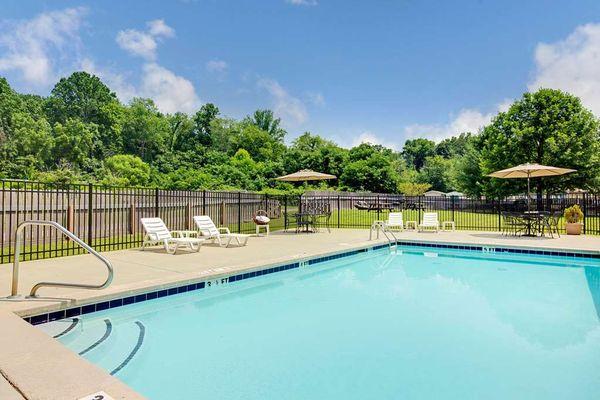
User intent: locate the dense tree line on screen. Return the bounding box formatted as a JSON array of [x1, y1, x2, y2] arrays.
[[1, 73, 599, 197]]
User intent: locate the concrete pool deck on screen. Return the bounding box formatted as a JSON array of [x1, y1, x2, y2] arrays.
[[0, 228, 599, 399]]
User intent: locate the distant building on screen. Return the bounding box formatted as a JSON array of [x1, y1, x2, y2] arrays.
[[423, 190, 446, 197], [446, 191, 465, 198]]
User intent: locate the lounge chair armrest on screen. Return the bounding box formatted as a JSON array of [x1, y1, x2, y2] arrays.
[[218, 227, 231, 234]]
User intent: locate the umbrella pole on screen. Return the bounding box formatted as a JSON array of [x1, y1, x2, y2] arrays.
[[527, 174, 531, 212]]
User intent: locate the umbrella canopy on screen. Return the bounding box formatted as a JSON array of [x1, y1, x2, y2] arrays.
[[487, 163, 576, 211], [487, 163, 576, 179], [275, 169, 337, 182]]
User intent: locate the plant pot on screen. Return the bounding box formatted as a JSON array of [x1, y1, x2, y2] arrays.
[[566, 222, 583, 235]]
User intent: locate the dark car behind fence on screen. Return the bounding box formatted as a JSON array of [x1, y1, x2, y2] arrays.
[[0, 179, 598, 263]]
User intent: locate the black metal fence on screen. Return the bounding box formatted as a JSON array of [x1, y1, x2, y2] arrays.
[[1, 179, 598, 264]]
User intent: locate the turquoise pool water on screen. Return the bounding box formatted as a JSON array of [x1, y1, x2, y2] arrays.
[[49, 247, 600, 399]]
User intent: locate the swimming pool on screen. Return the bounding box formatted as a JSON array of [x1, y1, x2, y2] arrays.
[[40, 246, 600, 399]]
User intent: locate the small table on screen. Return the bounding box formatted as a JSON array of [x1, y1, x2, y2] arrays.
[[172, 230, 199, 238], [405, 221, 418, 230], [442, 221, 455, 231]]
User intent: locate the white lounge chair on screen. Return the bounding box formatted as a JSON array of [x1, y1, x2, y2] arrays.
[[418, 212, 439, 232], [193, 216, 250, 247], [141, 217, 205, 254], [385, 212, 404, 231]]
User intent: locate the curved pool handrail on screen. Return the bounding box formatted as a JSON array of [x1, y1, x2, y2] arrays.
[[10, 220, 113, 297]]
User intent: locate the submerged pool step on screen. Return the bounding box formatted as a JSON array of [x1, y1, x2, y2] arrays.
[[52, 318, 112, 354], [81, 320, 146, 376]]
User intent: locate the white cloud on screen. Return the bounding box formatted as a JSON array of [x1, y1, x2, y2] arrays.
[[116, 29, 157, 60], [306, 91, 325, 107], [206, 59, 228, 73], [286, 0, 318, 5], [0, 7, 86, 86], [117, 29, 156, 60], [529, 23, 600, 115], [352, 131, 398, 150], [140, 63, 200, 114], [116, 19, 175, 60], [258, 78, 308, 125], [404, 109, 492, 142], [403, 99, 513, 142], [147, 19, 175, 38]]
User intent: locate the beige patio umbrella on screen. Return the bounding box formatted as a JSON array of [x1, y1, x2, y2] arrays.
[[275, 169, 337, 182], [488, 163, 576, 211]]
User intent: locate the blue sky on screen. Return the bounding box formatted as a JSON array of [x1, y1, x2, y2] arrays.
[[1, 0, 600, 148]]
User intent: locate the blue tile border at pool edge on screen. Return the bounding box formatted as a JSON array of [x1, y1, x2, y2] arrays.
[[24, 240, 599, 325]]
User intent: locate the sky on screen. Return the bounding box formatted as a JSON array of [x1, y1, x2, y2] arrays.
[[1, 0, 600, 149]]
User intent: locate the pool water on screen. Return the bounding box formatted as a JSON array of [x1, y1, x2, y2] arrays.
[[47, 247, 600, 399]]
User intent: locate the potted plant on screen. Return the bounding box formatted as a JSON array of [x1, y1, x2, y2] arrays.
[[564, 205, 584, 235]]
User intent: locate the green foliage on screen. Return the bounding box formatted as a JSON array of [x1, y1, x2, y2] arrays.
[[2, 72, 600, 198], [122, 98, 170, 162], [398, 182, 431, 195], [402, 138, 435, 170], [564, 205, 584, 223], [340, 152, 402, 193], [246, 109, 286, 142], [417, 155, 457, 192], [101, 154, 151, 187], [52, 119, 96, 168]]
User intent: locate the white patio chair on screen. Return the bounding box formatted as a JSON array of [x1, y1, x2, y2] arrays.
[[141, 217, 205, 254], [385, 212, 404, 231], [193, 216, 250, 247], [418, 212, 439, 232]]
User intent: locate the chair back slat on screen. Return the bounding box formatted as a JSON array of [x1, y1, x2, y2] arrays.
[[193, 216, 220, 237], [422, 212, 438, 224], [141, 217, 172, 240], [388, 212, 403, 225]]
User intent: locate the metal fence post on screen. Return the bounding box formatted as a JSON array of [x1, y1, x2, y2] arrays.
[[202, 190, 207, 215], [583, 193, 587, 234], [284, 195, 288, 230], [451, 195, 455, 222], [497, 199, 502, 232], [238, 192, 242, 233], [87, 183, 93, 245], [377, 195, 381, 221], [337, 195, 341, 228], [154, 188, 159, 217]]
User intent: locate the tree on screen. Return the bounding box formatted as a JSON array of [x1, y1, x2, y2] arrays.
[[283, 133, 348, 179], [45, 72, 117, 123], [435, 133, 474, 158], [479, 89, 600, 198], [417, 155, 456, 192], [121, 98, 170, 162], [52, 119, 96, 168], [45, 72, 123, 158], [102, 154, 151, 186], [340, 152, 402, 193], [192, 103, 219, 146], [402, 138, 435, 170], [246, 109, 286, 142]]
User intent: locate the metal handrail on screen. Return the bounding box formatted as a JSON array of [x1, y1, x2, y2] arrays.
[[369, 221, 398, 253], [11, 220, 113, 297]]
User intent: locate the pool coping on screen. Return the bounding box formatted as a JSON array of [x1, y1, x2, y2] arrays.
[[24, 238, 599, 325]]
